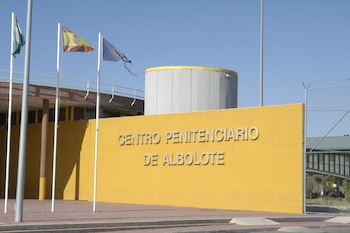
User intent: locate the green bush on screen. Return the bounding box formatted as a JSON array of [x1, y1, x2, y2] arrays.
[[340, 180, 350, 202]]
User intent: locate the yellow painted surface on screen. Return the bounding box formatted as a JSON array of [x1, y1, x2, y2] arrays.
[[94, 104, 304, 213], [39, 177, 46, 200], [63, 163, 76, 200], [0, 121, 90, 199], [0, 104, 304, 213], [25, 123, 42, 198], [55, 120, 89, 200]]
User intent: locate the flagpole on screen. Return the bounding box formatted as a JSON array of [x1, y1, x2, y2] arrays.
[[51, 23, 61, 213], [4, 12, 16, 214], [302, 82, 310, 214], [93, 32, 102, 212], [259, 0, 264, 106], [15, 0, 32, 222]]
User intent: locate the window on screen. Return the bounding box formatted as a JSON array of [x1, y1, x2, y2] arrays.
[[0, 113, 6, 126], [345, 154, 350, 176], [86, 108, 95, 119], [28, 110, 36, 123], [308, 154, 313, 168], [340, 154, 345, 175], [324, 154, 329, 172], [49, 108, 66, 122], [335, 154, 340, 174], [313, 154, 318, 170], [319, 154, 324, 171], [330, 154, 335, 173], [74, 107, 85, 120]]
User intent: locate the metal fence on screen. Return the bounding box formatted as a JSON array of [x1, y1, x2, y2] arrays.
[[0, 69, 144, 100]]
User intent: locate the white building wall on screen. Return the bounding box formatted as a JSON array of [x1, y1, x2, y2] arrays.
[[145, 66, 237, 115], [173, 69, 191, 113]]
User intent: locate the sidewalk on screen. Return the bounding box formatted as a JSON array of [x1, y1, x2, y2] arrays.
[[0, 199, 349, 232]]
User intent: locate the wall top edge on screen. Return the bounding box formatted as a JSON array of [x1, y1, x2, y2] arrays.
[[145, 66, 238, 75]]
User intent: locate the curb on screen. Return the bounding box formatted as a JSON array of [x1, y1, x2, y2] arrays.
[[0, 216, 338, 233], [0, 218, 231, 232]]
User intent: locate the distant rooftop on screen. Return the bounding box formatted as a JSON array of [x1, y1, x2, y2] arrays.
[[307, 136, 350, 151]]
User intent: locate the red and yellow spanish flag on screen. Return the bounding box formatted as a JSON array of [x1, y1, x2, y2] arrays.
[[62, 26, 94, 52]]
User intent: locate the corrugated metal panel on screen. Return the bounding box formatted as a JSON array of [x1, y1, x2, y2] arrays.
[[144, 71, 157, 115], [173, 69, 191, 113], [157, 70, 173, 114], [192, 69, 210, 111], [226, 72, 238, 108], [145, 66, 238, 115], [209, 71, 220, 109]]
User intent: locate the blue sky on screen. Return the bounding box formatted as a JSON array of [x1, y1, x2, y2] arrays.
[[1, 0, 350, 137]]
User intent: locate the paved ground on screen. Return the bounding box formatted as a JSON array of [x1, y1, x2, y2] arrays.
[[0, 199, 349, 232]]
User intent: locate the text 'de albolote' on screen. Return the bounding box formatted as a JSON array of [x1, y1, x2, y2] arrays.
[[143, 151, 225, 166]]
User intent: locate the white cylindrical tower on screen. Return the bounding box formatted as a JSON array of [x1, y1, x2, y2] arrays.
[[145, 66, 238, 115]]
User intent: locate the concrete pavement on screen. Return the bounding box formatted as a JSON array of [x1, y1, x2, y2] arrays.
[[0, 199, 349, 232]]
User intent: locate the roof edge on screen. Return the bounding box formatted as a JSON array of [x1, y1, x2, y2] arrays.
[[145, 66, 237, 75]]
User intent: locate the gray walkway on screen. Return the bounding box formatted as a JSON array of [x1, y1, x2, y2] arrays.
[[0, 199, 349, 232]]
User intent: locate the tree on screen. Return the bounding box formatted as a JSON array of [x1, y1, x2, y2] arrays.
[[321, 175, 336, 195], [340, 179, 350, 202]]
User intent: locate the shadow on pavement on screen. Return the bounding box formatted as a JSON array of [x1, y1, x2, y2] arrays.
[[307, 205, 350, 213]]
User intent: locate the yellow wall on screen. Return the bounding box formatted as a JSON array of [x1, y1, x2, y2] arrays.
[[0, 104, 304, 214], [0, 121, 89, 199], [0, 125, 20, 199], [95, 104, 304, 213]]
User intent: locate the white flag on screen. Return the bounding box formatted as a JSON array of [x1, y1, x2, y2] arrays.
[[12, 18, 25, 57]]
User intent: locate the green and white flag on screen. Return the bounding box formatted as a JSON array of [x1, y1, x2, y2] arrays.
[[12, 18, 25, 57]]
